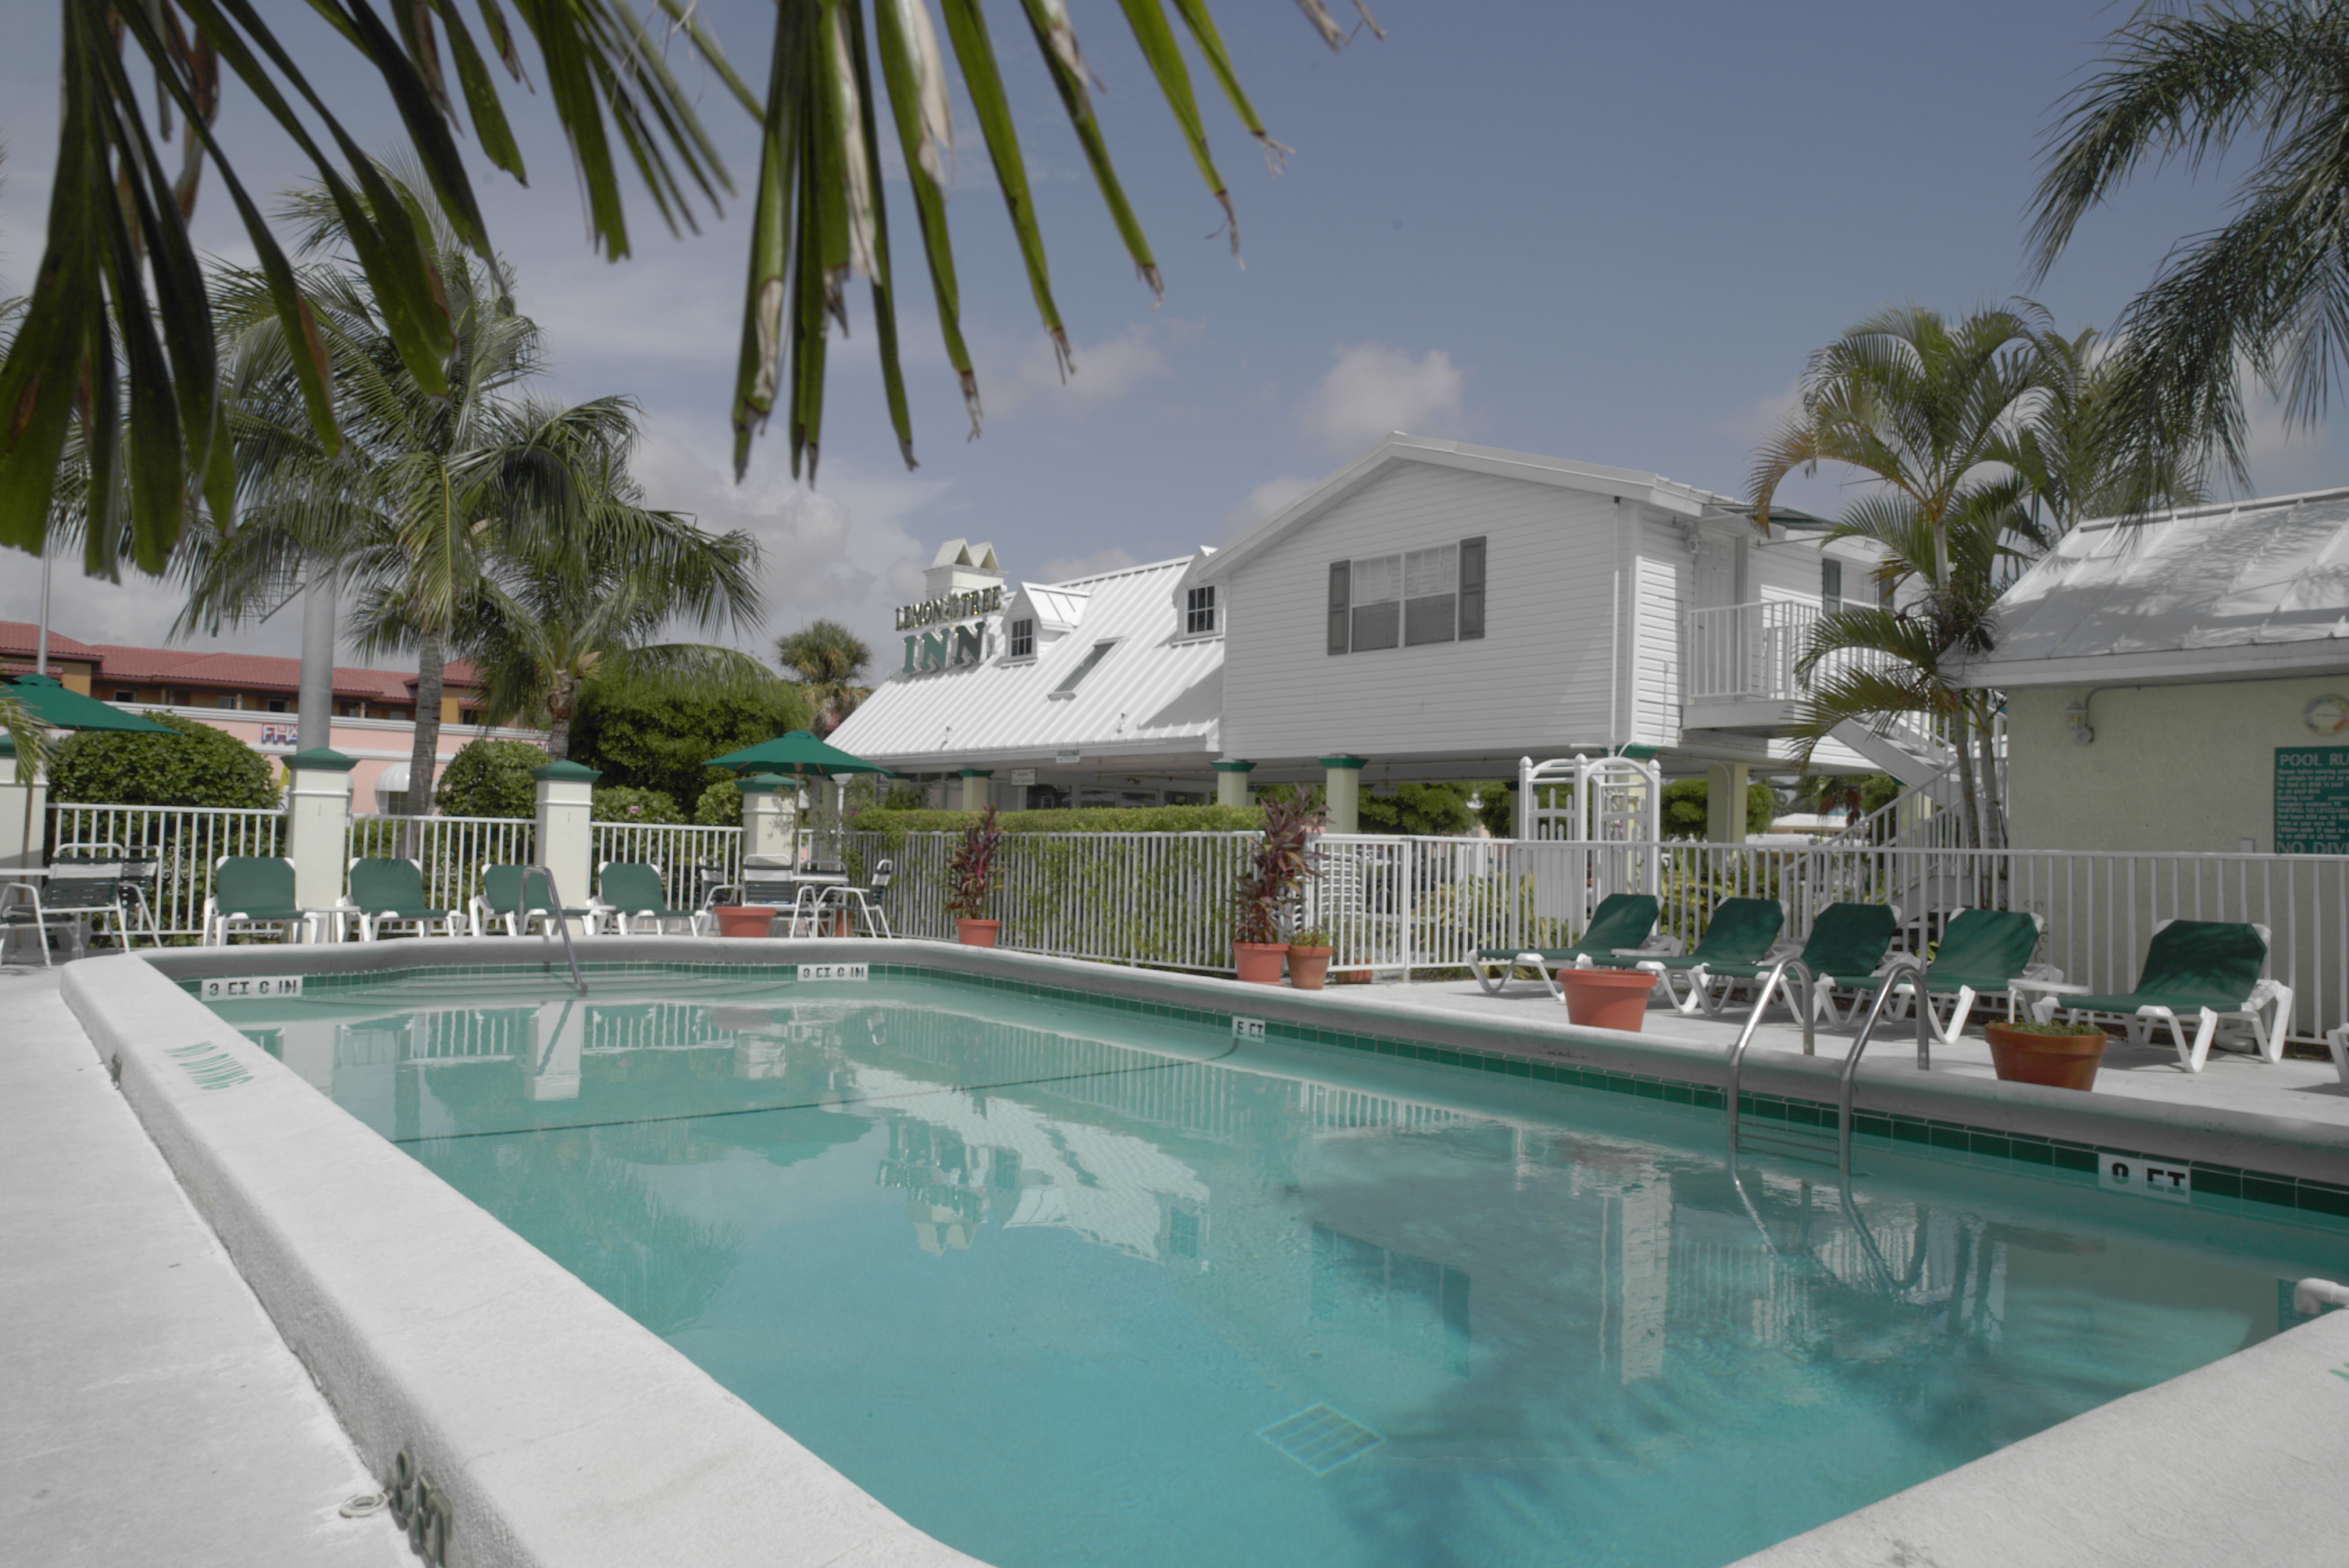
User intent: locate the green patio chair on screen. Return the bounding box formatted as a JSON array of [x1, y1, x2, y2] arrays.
[[591, 862, 707, 936], [1471, 893, 1667, 997], [469, 864, 597, 938], [1701, 900, 1899, 1025], [1591, 897, 1784, 1015], [203, 857, 312, 945], [340, 857, 463, 942], [1871, 908, 2045, 1045], [2040, 919, 2287, 1073]]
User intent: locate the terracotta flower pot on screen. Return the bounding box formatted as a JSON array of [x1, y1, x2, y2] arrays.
[[956, 918, 1003, 948], [1559, 967, 1658, 1031], [712, 905, 776, 939], [1233, 941, 1288, 985], [1288, 945, 1334, 989], [1984, 1020, 2106, 1091]]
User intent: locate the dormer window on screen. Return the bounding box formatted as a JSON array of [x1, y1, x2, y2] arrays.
[[1185, 586, 1217, 636], [1009, 618, 1035, 658], [1050, 640, 1116, 699]]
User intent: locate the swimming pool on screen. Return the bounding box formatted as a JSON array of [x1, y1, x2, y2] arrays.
[[209, 964, 2349, 1568]]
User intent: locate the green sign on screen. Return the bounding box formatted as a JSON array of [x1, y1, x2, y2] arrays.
[[2275, 747, 2349, 853]]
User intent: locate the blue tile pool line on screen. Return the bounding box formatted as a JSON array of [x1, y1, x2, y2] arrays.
[[195, 958, 2349, 1224]]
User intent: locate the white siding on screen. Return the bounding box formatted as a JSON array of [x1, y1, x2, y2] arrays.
[[1219, 464, 1620, 760], [1631, 515, 1694, 748]]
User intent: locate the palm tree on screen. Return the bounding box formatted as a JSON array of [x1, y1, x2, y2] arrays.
[[2030, 2, 2349, 482], [181, 173, 645, 817], [775, 621, 873, 738], [451, 429, 768, 760], [4, 2, 1368, 565], [2003, 322, 2210, 536]]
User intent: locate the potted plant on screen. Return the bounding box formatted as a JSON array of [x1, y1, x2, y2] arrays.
[[1288, 927, 1334, 990], [1234, 791, 1322, 984], [946, 804, 1005, 946], [1984, 1015, 2108, 1091]]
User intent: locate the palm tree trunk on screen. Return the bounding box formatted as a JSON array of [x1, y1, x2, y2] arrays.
[[407, 627, 447, 842], [546, 668, 576, 761], [1975, 701, 2005, 852], [1950, 707, 1983, 851]]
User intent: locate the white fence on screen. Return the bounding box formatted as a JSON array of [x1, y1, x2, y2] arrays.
[[44, 802, 285, 940], [590, 821, 743, 908], [1684, 599, 1896, 704], [846, 830, 1257, 973], [348, 814, 536, 915]]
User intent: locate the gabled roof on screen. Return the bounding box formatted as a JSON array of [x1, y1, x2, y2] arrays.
[[827, 555, 1221, 767], [1959, 485, 2349, 688], [1191, 433, 1744, 585], [0, 622, 105, 664]]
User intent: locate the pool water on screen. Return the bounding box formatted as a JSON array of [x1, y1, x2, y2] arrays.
[[214, 972, 2349, 1568]]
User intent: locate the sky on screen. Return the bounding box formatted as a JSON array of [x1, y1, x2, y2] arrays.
[[2, 0, 2334, 672]]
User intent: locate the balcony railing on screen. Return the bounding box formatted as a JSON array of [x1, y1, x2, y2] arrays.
[[1684, 600, 1894, 705]]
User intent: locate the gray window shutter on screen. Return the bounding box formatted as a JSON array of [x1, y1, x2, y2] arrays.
[[1821, 558, 1843, 616], [1328, 561, 1349, 655], [1459, 537, 1486, 640]]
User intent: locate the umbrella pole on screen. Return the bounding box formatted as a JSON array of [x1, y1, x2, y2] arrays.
[[35, 550, 52, 678]]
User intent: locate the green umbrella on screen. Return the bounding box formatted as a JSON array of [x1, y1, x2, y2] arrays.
[[3, 674, 176, 733], [704, 729, 888, 778]]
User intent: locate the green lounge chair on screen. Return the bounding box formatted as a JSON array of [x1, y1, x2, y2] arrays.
[[1471, 893, 1665, 997], [203, 856, 314, 945], [1702, 901, 1899, 1024], [339, 857, 463, 941], [2039, 919, 2288, 1072], [1872, 908, 2044, 1045], [591, 862, 708, 936], [469, 864, 597, 938], [1592, 897, 1785, 1014]]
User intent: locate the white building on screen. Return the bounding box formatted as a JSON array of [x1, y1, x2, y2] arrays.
[[831, 436, 1910, 831]]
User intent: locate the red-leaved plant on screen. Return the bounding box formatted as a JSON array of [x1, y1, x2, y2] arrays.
[[946, 804, 1005, 920], [1234, 790, 1323, 946]]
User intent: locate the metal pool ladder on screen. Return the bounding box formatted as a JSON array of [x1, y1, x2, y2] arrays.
[[519, 865, 586, 995], [1726, 953, 1929, 1177]]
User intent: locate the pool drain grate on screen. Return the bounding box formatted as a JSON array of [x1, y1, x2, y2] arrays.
[[1259, 1404, 1383, 1474]]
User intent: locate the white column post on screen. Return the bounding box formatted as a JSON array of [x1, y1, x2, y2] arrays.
[[737, 773, 797, 860], [957, 769, 993, 811], [1705, 761, 1749, 844], [526, 1000, 583, 1100], [1320, 756, 1365, 834], [283, 747, 356, 932], [532, 761, 600, 933], [0, 733, 48, 872], [1214, 760, 1254, 809]]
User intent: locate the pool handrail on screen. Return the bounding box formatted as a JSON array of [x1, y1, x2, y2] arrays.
[[1836, 953, 1929, 1178], [520, 865, 586, 994], [1724, 954, 1815, 1152]]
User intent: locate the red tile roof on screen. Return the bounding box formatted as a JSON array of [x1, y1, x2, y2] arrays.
[[0, 622, 481, 700]]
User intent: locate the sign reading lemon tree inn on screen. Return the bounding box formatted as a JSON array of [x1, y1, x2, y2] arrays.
[[2275, 747, 2349, 853]]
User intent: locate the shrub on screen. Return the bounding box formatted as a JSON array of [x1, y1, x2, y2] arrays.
[[1234, 791, 1322, 945], [570, 669, 811, 810], [945, 804, 1004, 920], [849, 804, 1263, 843], [433, 739, 549, 818], [48, 713, 280, 808], [591, 785, 683, 824], [1356, 781, 1476, 836], [693, 777, 743, 826], [1660, 779, 1781, 839]]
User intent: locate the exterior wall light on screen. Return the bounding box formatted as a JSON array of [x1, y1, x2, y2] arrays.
[[2065, 696, 2094, 746]]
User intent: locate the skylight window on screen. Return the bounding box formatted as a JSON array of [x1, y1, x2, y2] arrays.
[[1049, 640, 1117, 699]]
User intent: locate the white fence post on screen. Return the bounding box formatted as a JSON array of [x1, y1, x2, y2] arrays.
[[283, 747, 356, 918], [532, 761, 598, 927]]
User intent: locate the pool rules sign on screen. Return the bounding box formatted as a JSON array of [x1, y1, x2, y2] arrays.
[[2275, 747, 2349, 854]]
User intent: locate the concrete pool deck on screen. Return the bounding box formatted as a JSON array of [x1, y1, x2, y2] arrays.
[[16, 938, 2349, 1567]]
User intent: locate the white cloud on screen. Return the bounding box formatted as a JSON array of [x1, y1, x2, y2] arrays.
[[1039, 547, 1139, 583], [982, 323, 1173, 420], [1306, 344, 1464, 449], [1221, 473, 1318, 535], [1714, 379, 1802, 444]]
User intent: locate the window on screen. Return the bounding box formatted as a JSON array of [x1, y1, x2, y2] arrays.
[[1185, 586, 1217, 636], [265, 698, 289, 713], [1008, 618, 1035, 658], [1878, 571, 1897, 610], [1821, 558, 1843, 615], [1050, 640, 1116, 698], [1328, 536, 1485, 654], [112, 689, 135, 703]]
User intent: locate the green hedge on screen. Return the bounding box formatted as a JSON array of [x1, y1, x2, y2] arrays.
[[847, 804, 1264, 843]]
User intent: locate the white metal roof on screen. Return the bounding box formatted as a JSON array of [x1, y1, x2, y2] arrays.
[[1960, 486, 2349, 687], [827, 554, 1223, 768]]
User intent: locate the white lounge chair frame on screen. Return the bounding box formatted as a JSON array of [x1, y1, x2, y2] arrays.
[[2032, 919, 2293, 1072]]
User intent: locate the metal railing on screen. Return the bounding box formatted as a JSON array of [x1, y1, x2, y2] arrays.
[[844, 829, 1258, 973], [590, 821, 743, 909], [348, 814, 536, 917], [1683, 600, 1897, 704], [44, 802, 283, 940]]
